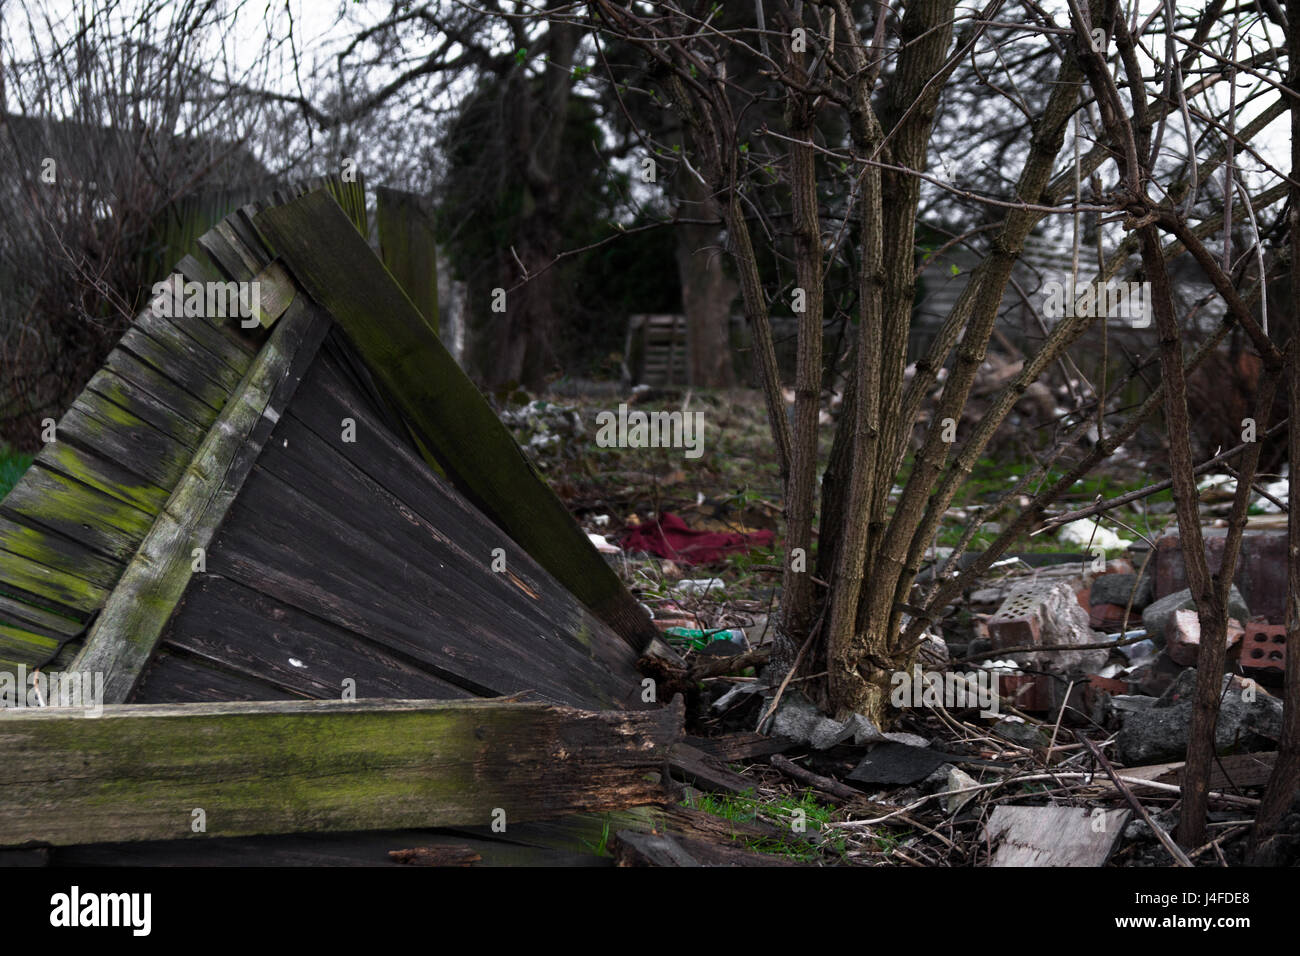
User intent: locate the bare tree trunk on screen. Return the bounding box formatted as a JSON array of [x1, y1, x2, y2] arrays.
[[1247, 0, 1300, 857], [779, 15, 824, 655], [675, 171, 737, 387]]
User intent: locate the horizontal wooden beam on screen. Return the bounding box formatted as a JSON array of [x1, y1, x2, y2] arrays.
[[0, 697, 682, 848]]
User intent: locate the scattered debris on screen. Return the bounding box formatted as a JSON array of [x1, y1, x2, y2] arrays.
[[1141, 585, 1250, 646], [1116, 670, 1282, 764], [622, 512, 775, 564], [985, 806, 1132, 866]]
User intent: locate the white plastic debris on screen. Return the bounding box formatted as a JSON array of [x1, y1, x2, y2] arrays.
[[674, 578, 725, 595], [587, 532, 620, 554], [288, 658, 306, 668], [1057, 519, 1132, 552], [1253, 477, 1289, 513]]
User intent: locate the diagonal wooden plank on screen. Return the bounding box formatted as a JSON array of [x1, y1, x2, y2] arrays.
[[252, 189, 656, 652]]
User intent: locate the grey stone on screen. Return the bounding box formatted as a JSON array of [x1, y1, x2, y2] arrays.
[[1116, 671, 1282, 763], [992, 718, 1050, 748], [766, 693, 888, 750], [1140, 586, 1249, 646], [1090, 572, 1154, 611]]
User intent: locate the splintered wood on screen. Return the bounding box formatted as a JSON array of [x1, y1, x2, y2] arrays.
[[984, 805, 1131, 866]]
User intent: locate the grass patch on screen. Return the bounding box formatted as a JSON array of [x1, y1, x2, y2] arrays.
[[0, 445, 33, 501], [687, 787, 848, 862]]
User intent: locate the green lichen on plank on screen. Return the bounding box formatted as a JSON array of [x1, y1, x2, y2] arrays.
[[72, 298, 330, 703], [0, 558, 106, 617], [85, 369, 206, 449], [0, 517, 121, 591], [36, 441, 169, 516], [0, 697, 680, 846], [1, 465, 155, 563], [0, 621, 60, 664]]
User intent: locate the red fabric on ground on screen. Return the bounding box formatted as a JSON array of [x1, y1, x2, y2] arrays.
[[620, 512, 775, 564]]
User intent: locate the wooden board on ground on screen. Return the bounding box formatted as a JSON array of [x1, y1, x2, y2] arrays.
[[984, 805, 1131, 866], [0, 697, 682, 847]]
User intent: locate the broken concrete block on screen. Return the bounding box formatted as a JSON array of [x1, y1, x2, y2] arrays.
[[989, 579, 1109, 673], [1154, 529, 1287, 622], [1116, 670, 1282, 764], [765, 692, 844, 749], [1140, 585, 1249, 646], [1166, 610, 1244, 667], [941, 766, 980, 814]]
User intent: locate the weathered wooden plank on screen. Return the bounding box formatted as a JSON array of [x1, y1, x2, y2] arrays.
[[208, 469, 636, 709], [33, 439, 168, 518], [0, 697, 682, 847], [686, 733, 797, 762], [248, 259, 297, 330], [103, 347, 222, 429], [57, 394, 193, 491], [0, 464, 153, 564], [252, 190, 655, 652], [215, 218, 268, 275], [131, 647, 301, 704], [49, 827, 606, 867], [144, 280, 256, 377], [288, 353, 633, 678], [376, 186, 439, 336], [174, 253, 262, 356], [132, 309, 244, 394], [0, 552, 106, 620], [116, 328, 230, 413], [148, 573, 474, 704], [0, 621, 63, 668], [0, 593, 82, 641], [72, 296, 332, 703], [611, 829, 799, 867], [668, 742, 755, 796], [83, 368, 206, 450], [0, 515, 122, 593], [197, 226, 256, 283], [259, 410, 636, 682], [984, 805, 1131, 866]]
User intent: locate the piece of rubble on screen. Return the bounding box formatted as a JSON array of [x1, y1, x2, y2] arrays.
[[1141, 585, 1250, 646], [941, 767, 980, 814], [1166, 610, 1244, 666], [985, 805, 1131, 866], [847, 743, 959, 785], [1241, 621, 1287, 682], [1116, 670, 1282, 764], [992, 717, 1051, 749], [1089, 571, 1154, 611], [1153, 528, 1287, 622]]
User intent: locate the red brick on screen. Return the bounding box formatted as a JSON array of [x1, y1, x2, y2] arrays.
[[1083, 674, 1130, 713], [1167, 611, 1244, 667], [998, 673, 1054, 712], [988, 583, 1051, 651], [1241, 621, 1287, 681], [1154, 529, 1288, 622], [1089, 602, 1131, 631]]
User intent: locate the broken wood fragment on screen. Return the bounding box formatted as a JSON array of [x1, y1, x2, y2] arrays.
[[984, 805, 1131, 867]]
